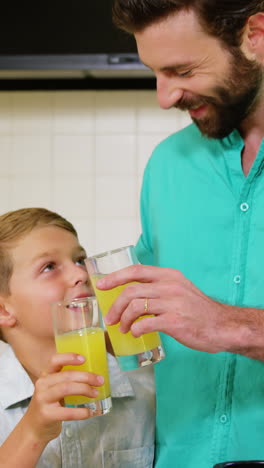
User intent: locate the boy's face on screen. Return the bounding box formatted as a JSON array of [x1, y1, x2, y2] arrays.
[[4, 225, 92, 340]]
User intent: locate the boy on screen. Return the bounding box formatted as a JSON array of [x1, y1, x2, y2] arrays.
[[0, 208, 155, 468]]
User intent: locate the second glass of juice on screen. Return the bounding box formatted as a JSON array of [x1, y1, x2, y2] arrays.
[[51, 296, 112, 417], [86, 245, 165, 369]]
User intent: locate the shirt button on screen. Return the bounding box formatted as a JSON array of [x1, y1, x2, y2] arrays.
[[65, 428, 73, 438], [220, 414, 228, 424], [234, 275, 241, 284], [240, 202, 249, 212]]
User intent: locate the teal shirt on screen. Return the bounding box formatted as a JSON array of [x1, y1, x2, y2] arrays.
[[135, 123, 264, 468]]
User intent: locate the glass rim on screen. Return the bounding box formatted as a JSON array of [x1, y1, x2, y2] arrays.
[[86, 245, 134, 260], [51, 295, 97, 308]]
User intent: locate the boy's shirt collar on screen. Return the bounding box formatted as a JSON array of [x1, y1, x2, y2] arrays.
[[0, 342, 135, 410], [0, 343, 34, 410]]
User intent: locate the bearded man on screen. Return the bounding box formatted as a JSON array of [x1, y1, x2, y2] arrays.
[[98, 1, 264, 467]]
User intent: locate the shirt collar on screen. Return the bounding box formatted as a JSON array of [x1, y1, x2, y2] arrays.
[[0, 343, 34, 410], [0, 343, 135, 410], [218, 128, 244, 152]]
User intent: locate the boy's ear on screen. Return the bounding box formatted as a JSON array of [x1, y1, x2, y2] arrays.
[[0, 300, 17, 329], [241, 13, 264, 62]]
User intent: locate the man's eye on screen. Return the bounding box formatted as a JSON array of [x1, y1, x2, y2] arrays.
[[178, 70, 192, 77]]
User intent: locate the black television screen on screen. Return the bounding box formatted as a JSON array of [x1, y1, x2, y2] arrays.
[[0, 1, 155, 89], [0, 1, 137, 55]]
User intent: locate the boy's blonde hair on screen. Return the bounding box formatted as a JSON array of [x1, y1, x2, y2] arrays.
[[0, 208, 77, 342]]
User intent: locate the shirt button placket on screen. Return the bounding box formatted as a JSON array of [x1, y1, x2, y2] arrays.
[[232, 202, 249, 289]]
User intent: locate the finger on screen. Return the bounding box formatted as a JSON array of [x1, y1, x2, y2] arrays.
[[37, 369, 104, 391], [52, 405, 105, 422], [131, 313, 176, 337], [37, 379, 101, 405], [117, 298, 147, 333], [96, 264, 183, 290], [43, 353, 87, 375], [130, 315, 158, 337], [58, 381, 101, 400], [117, 297, 172, 333], [105, 281, 178, 326], [105, 283, 156, 325]]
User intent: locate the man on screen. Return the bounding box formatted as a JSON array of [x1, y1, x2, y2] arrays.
[[96, 1, 264, 467]]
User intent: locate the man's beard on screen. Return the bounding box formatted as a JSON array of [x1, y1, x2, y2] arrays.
[[176, 49, 263, 139]]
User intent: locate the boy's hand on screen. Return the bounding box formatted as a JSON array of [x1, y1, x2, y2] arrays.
[[23, 353, 104, 444]]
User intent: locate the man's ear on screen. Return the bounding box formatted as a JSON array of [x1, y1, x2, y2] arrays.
[[0, 300, 16, 329], [241, 13, 264, 62]]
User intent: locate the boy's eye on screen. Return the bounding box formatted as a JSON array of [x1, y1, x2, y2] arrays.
[[42, 262, 55, 273], [76, 257, 86, 266]]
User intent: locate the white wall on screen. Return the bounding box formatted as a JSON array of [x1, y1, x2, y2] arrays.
[[0, 90, 190, 255]]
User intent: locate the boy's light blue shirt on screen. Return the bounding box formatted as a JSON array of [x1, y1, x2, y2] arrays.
[[0, 343, 155, 468], [136, 123, 264, 468]]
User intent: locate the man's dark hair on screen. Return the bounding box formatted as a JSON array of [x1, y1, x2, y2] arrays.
[[113, 0, 264, 47]]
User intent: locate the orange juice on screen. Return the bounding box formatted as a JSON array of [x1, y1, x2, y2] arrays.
[[91, 275, 161, 356], [55, 327, 110, 406]]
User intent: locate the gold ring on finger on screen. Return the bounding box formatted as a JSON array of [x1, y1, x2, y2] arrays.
[[144, 297, 148, 314]]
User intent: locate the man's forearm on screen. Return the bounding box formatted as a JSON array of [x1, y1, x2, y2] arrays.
[[222, 304, 264, 361]]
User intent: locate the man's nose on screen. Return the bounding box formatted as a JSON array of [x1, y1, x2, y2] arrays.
[[156, 74, 184, 109]]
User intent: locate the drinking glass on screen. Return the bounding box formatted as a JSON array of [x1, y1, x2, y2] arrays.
[[51, 296, 112, 416], [86, 245, 165, 370]]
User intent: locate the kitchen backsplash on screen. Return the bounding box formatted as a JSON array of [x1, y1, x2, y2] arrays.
[[0, 90, 190, 255]]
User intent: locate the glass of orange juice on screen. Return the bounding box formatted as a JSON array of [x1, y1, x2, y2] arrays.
[[86, 245, 165, 370], [51, 296, 112, 416]]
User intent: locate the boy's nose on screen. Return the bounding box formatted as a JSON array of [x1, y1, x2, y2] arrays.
[[68, 263, 89, 286]]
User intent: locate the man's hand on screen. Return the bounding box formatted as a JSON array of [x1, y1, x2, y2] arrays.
[[97, 264, 258, 356]]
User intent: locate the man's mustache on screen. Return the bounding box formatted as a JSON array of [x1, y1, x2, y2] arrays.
[[174, 94, 219, 111]]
